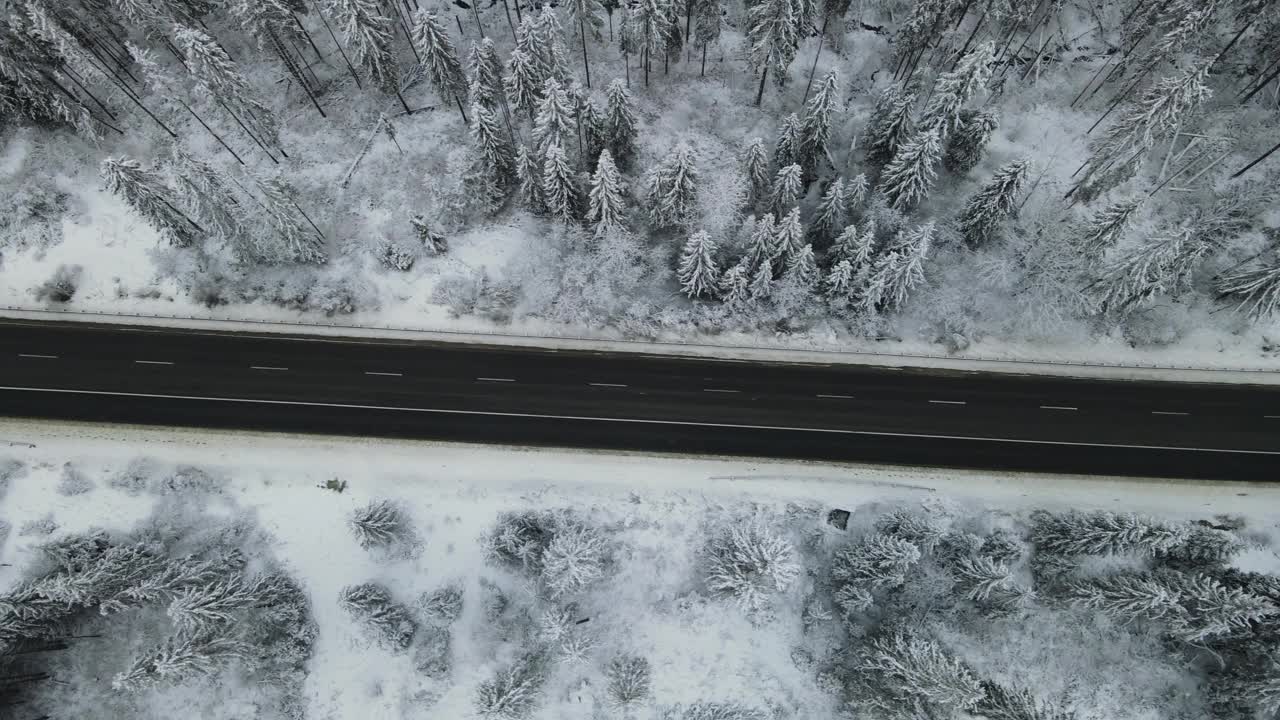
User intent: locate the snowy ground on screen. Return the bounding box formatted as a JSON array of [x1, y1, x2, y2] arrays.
[[2, 419, 1278, 719]]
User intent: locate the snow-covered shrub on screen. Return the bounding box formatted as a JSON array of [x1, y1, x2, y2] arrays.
[[875, 509, 946, 553], [704, 521, 801, 613], [108, 459, 156, 495], [832, 534, 922, 589], [474, 653, 546, 718], [1156, 524, 1245, 568], [349, 499, 411, 550], [541, 521, 608, 598], [156, 465, 224, 495], [606, 654, 651, 707], [485, 510, 559, 572], [33, 264, 81, 303], [20, 515, 59, 537], [853, 632, 984, 716], [979, 528, 1025, 565], [112, 630, 248, 691], [1031, 510, 1189, 557], [418, 582, 464, 625], [670, 702, 768, 720], [55, 464, 94, 496], [375, 238, 416, 271], [0, 184, 68, 252], [338, 582, 417, 650]]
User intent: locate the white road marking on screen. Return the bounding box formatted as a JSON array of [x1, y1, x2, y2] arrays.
[[817, 394, 854, 399], [1040, 405, 1078, 411], [18, 354, 57, 359], [1151, 411, 1190, 416], [1267, 415, 1280, 419], [703, 388, 741, 394], [250, 366, 288, 371], [2, 385, 1275, 456], [589, 383, 628, 388], [929, 400, 966, 405], [365, 371, 403, 377], [476, 377, 516, 382], [135, 360, 174, 366]]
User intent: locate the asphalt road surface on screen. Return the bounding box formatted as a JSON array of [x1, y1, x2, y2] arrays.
[[1, 319, 1277, 481]]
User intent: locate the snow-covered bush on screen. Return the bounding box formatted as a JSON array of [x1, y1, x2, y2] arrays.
[[484, 510, 560, 572], [55, 464, 94, 496], [338, 582, 417, 650], [375, 238, 416, 271], [33, 264, 81, 304], [349, 499, 411, 550], [418, 582, 464, 625], [541, 521, 608, 598], [474, 653, 546, 718], [875, 508, 946, 553], [670, 702, 768, 720], [605, 654, 651, 707], [704, 521, 801, 613]]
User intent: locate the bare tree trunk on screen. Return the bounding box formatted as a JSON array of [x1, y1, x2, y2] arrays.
[[754, 63, 769, 106], [700, 42, 706, 77], [579, 17, 592, 87], [315, 2, 363, 89], [176, 98, 246, 165], [502, 0, 518, 42], [1231, 138, 1280, 179], [802, 13, 829, 106]]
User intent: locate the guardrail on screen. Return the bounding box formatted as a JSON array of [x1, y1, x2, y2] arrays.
[[2, 304, 1277, 374]]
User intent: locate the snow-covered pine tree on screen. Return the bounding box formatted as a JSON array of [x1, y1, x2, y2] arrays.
[[719, 259, 752, 305], [855, 632, 984, 716], [339, 582, 417, 649], [890, 0, 949, 78], [846, 172, 869, 212], [744, 213, 779, 271], [861, 222, 932, 312], [101, 157, 202, 247], [833, 534, 921, 589], [255, 175, 326, 264], [543, 143, 581, 223], [475, 653, 545, 718], [705, 521, 800, 613], [783, 243, 819, 290], [773, 112, 802, 170], [864, 82, 916, 166], [943, 108, 999, 175], [691, 0, 722, 75], [628, 0, 666, 85], [832, 221, 875, 269], [471, 100, 519, 189], [1218, 261, 1280, 320], [349, 499, 408, 549], [326, 0, 398, 94], [950, 556, 1015, 602], [876, 508, 945, 553], [1078, 197, 1141, 261], [746, 0, 803, 105], [412, 10, 468, 118], [0, 18, 100, 137], [534, 4, 573, 83], [645, 143, 699, 228], [797, 69, 838, 177], [566, 0, 604, 86], [1095, 217, 1222, 314], [516, 143, 548, 212], [468, 38, 506, 110], [958, 158, 1029, 247], [533, 78, 575, 157], [678, 230, 720, 298], [774, 207, 805, 267], [588, 148, 626, 236], [166, 575, 284, 634], [579, 97, 608, 169], [1068, 572, 1184, 623], [770, 163, 803, 215], [606, 654, 652, 707], [1173, 573, 1278, 643], [167, 148, 243, 244], [824, 258, 856, 301], [810, 177, 846, 242], [918, 41, 995, 142], [174, 26, 281, 151], [975, 681, 1073, 720], [541, 521, 608, 597], [505, 49, 543, 121], [603, 79, 638, 169], [878, 129, 941, 210], [749, 260, 774, 300], [1031, 510, 1189, 556], [112, 630, 248, 691], [743, 138, 772, 206]]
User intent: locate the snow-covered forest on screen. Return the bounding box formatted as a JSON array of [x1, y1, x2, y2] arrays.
[[0, 0, 1278, 360], [2, 430, 1280, 719]]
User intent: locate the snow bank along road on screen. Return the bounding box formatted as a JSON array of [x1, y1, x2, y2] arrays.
[[1, 318, 1277, 481]]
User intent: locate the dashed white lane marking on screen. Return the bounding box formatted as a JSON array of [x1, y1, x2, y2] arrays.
[[476, 377, 516, 382], [817, 394, 854, 399], [365, 372, 403, 377], [1267, 415, 1280, 419], [18, 354, 58, 359], [2, 385, 1275, 455], [1040, 405, 1078, 411], [1151, 411, 1190, 416], [589, 383, 628, 388], [135, 360, 174, 366], [703, 388, 741, 394], [929, 400, 966, 405], [250, 366, 289, 371]]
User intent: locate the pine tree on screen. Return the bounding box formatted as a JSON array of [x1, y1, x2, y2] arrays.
[[743, 138, 771, 205], [959, 159, 1029, 247], [543, 143, 580, 223], [678, 230, 720, 298], [1081, 198, 1141, 259], [861, 222, 932, 312], [1174, 573, 1278, 643], [719, 259, 752, 305], [1218, 262, 1280, 320], [784, 243, 819, 290], [533, 5, 572, 83], [951, 556, 1015, 602], [516, 143, 547, 212], [628, 0, 666, 86], [691, 0, 722, 75], [604, 79, 638, 169], [798, 69, 838, 176], [167, 575, 285, 634], [833, 534, 921, 589], [846, 172, 869, 215], [0, 18, 100, 138], [890, 0, 950, 79], [705, 521, 800, 613], [505, 49, 543, 120], [101, 157, 202, 247], [349, 499, 408, 549], [326, 0, 398, 94], [749, 260, 774, 300], [774, 207, 805, 266], [1068, 573, 1184, 622], [744, 213, 779, 272], [579, 97, 608, 169], [255, 176, 326, 264], [824, 258, 856, 301], [533, 78, 575, 157], [475, 654, 545, 718], [541, 522, 607, 597], [645, 143, 699, 228], [339, 582, 416, 649], [566, 0, 604, 86], [770, 163, 803, 214], [876, 508, 946, 552], [1031, 510, 1190, 556], [747, 0, 803, 105], [879, 129, 941, 210], [919, 41, 995, 142], [412, 10, 468, 117], [167, 148, 243, 244], [855, 632, 985, 715], [976, 681, 1075, 720], [810, 177, 846, 242], [469, 39, 506, 110], [471, 100, 519, 189], [588, 148, 626, 236], [831, 222, 875, 269], [606, 655, 652, 707], [944, 108, 999, 175], [774, 112, 802, 169], [113, 630, 248, 691], [865, 83, 916, 166], [174, 26, 281, 151]]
